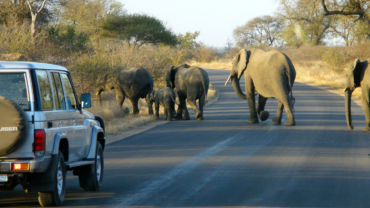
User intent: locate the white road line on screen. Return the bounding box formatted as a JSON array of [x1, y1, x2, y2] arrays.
[[176, 129, 279, 203]]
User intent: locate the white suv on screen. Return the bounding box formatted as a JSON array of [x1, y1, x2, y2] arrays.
[[0, 62, 105, 206]]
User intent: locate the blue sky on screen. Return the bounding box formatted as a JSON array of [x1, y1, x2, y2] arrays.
[[118, 0, 279, 48]]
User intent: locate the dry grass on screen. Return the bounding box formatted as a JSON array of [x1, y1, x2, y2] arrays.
[[86, 83, 218, 135], [189, 60, 231, 70]]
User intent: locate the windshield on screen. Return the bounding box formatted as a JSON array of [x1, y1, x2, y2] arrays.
[[0, 73, 30, 111]]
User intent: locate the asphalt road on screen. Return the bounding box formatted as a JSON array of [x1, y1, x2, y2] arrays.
[[2, 69, 370, 208]]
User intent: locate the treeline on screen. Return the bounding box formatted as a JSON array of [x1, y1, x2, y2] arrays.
[[0, 0, 221, 93], [233, 0, 370, 48]]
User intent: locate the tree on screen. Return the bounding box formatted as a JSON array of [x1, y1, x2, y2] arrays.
[[321, 0, 370, 38], [177, 31, 200, 49], [60, 0, 124, 36], [330, 15, 359, 46], [100, 14, 178, 47], [233, 15, 283, 48], [26, 0, 47, 38], [0, 0, 30, 27], [279, 0, 338, 46]]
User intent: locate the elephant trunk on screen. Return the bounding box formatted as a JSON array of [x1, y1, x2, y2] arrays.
[[231, 76, 247, 100], [345, 89, 354, 130]]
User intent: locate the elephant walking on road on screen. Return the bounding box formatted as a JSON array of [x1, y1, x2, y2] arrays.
[[166, 64, 209, 120], [225, 49, 296, 126], [150, 87, 180, 121], [344, 58, 370, 131], [95, 67, 154, 115]]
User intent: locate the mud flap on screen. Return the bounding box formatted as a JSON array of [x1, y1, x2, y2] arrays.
[[27, 154, 58, 192]]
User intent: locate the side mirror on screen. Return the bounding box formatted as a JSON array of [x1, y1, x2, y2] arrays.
[[81, 93, 91, 108]]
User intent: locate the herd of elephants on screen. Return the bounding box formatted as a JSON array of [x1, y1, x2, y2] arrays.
[[95, 48, 370, 132]]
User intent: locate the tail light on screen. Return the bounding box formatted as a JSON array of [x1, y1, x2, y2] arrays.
[[13, 163, 29, 171], [34, 129, 45, 157]]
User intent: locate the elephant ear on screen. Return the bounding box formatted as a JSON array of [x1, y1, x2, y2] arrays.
[[168, 66, 176, 89], [232, 49, 251, 79], [351, 58, 362, 88]]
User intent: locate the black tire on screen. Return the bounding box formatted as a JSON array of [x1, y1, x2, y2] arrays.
[[0, 96, 28, 156], [95, 116, 105, 132], [38, 151, 66, 207], [79, 142, 104, 191]]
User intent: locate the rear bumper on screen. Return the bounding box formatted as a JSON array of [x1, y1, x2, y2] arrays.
[[0, 156, 52, 173]]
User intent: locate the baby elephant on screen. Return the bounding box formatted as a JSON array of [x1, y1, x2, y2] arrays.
[[150, 87, 180, 120]]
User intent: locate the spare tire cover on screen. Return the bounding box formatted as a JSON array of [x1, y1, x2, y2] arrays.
[[0, 96, 28, 156]]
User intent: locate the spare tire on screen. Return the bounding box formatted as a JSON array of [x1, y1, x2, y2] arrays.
[[0, 96, 28, 156]]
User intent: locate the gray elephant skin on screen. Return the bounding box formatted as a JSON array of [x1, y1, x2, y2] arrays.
[[166, 64, 209, 120], [225, 49, 296, 126], [344, 58, 370, 131], [150, 87, 180, 120], [95, 67, 154, 115]]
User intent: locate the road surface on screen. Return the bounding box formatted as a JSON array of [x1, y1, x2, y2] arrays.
[[1, 69, 370, 208]]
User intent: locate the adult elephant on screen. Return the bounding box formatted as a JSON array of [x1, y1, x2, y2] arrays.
[[225, 49, 296, 126], [95, 67, 153, 115], [344, 58, 370, 131], [166, 64, 209, 120]]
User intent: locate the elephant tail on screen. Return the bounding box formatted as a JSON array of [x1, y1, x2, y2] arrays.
[[287, 64, 296, 111], [200, 69, 209, 104], [282, 53, 296, 111]]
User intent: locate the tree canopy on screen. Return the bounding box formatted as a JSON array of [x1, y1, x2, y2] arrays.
[[233, 15, 283, 48], [100, 14, 178, 47]]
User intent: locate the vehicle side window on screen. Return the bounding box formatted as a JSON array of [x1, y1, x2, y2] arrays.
[[61, 73, 77, 109], [51, 72, 66, 110], [36, 70, 53, 110]]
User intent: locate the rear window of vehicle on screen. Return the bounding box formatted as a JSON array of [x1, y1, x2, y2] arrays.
[[0, 73, 30, 110]]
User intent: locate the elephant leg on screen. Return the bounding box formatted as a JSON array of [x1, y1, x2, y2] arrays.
[[188, 97, 202, 120], [155, 101, 160, 119], [145, 94, 154, 115], [114, 88, 125, 108], [176, 95, 189, 120], [279, 95, 295, 126], [272, 101, 284, 125], [171, 105, 176, 119], [361, 90, 370, 131], [130, 98, 139, 114], [245, 78, 259, 124], [198, 94, 206, 120], [166, 108, 173, 121], [257, 95, 269, 121], [167, 108, 173, 121]]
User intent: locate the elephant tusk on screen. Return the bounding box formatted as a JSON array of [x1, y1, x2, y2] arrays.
[[224, 76, 231, 86]]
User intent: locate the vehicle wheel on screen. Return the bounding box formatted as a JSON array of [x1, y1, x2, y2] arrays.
[[79, 142, 104, 191], [95, 116, 105, 132], [38, 151, 66, 207]]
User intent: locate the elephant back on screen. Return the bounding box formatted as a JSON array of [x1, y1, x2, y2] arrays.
[[175, 66, 209, 99], [120, 67, 153, 99]]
